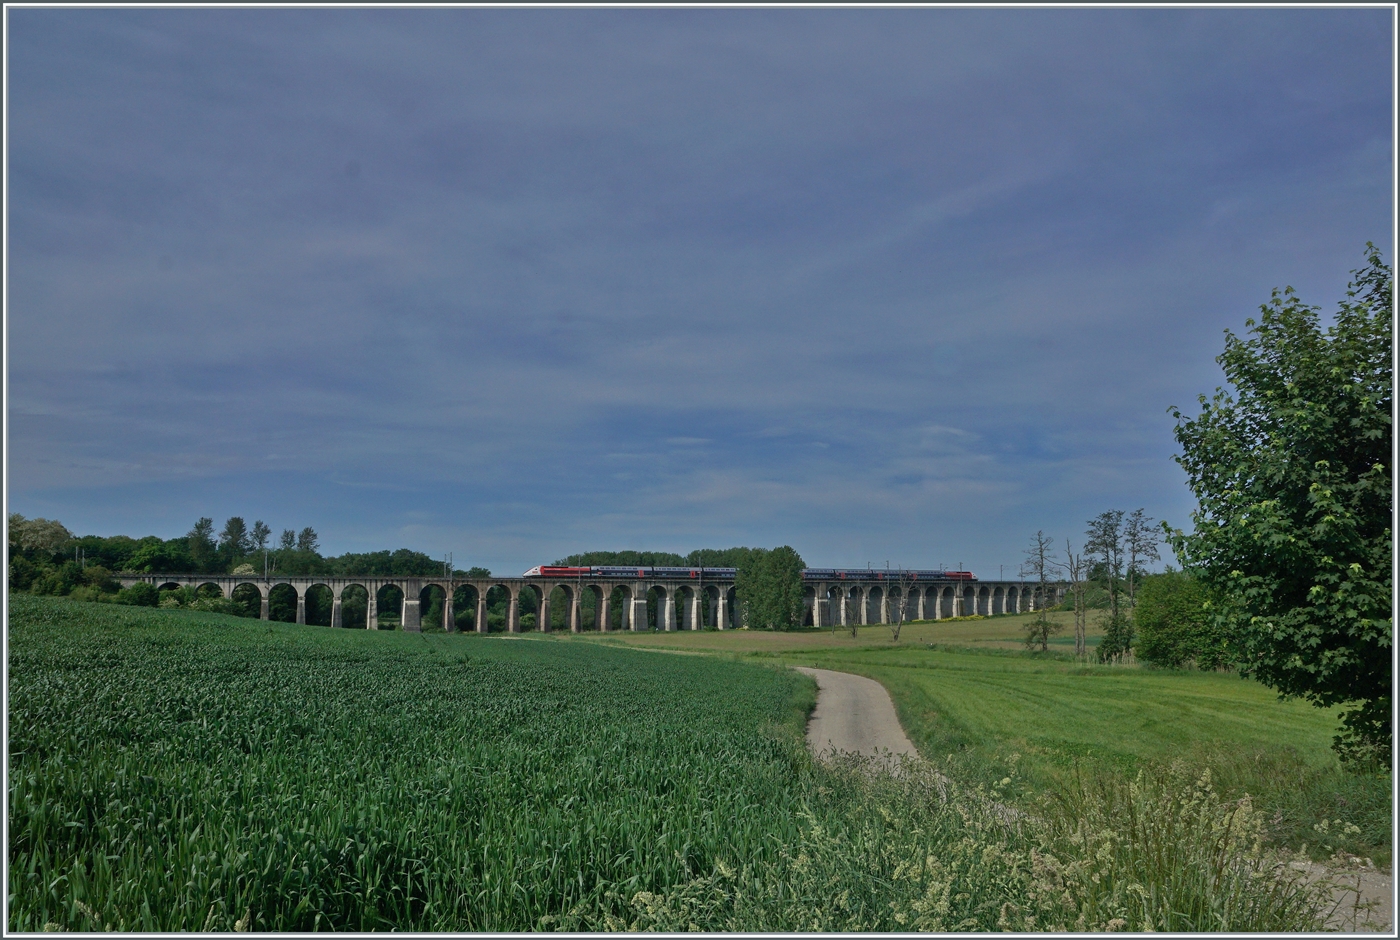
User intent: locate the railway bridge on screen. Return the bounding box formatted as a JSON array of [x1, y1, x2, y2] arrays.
[[117, 572, 1062, 633]]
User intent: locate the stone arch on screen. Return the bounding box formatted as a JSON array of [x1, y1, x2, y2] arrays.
[[418, 583, 448, 632], [517, 582, 545, 631], [866, 585, 884, 624], [452, 583, 480, 632], [374, 582, 404, 630], [268, 582, 298, 623], [482, 583, 512, 632], [700, 584, 723, 629], [958, 585, 974, 617], [339, 583, 369, 628], [801, 585, 817, 626], [305, 583, 334, 626], [194, 581, 224, 600], [672, 584, 697, 630], [991, 585, 1005, 616], [157, 581, 182, 593], [230, 582, 263, 618], [578, 583, 606, 631], [607, 584, 633, 631], [974, 585, 989, 616], [544, 583, 574, 632], [918, 586, 934, 620], [646, 584, 672, 631]]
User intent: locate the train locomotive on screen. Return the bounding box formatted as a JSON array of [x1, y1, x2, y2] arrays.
[[522, 565, 976, 581]]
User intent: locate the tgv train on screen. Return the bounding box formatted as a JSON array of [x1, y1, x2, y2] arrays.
[[522, 565, 976, 581], [523, 565, 738, 579], [802, 569, 976, 582]]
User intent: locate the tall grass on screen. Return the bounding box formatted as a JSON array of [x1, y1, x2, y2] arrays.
[[9, 596, 1329, 931]]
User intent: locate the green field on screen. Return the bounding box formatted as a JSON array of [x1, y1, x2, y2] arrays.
[[7, 597, 1346, 931], [568, 613, 1391, 865]]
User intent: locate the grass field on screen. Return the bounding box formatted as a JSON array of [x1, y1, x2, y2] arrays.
[[564, 611, 1392, 866], [581, 609, 1088, 653], [7, 597, 1348, 930]]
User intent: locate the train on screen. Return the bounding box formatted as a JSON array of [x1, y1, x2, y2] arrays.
[[521, 565, 976, 581]]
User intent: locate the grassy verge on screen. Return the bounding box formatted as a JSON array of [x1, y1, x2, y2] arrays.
[[564, 616, 1391, 867], [8, 597, 1342, 930]]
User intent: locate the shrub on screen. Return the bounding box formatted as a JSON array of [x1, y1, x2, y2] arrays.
[[1135, 570, 1231, 669], [115, 582, 159, 607]]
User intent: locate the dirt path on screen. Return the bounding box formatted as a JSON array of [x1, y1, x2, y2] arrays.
[[794, 666, 919, 762]]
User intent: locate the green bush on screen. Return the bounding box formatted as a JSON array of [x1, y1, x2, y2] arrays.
[[1135, 570, 1231, 669], [115, 582, 159, 607]]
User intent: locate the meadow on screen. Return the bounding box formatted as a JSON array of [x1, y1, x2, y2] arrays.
[[572, 611, 1392, 865], [9, 597, 1338, 931]]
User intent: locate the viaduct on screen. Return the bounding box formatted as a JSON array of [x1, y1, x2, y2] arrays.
[[117, 573, 1064, 633]]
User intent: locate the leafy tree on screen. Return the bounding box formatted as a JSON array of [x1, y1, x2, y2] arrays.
[[296, 527, 320, 554], [1020, 531, 1063, 652], [1168, 244, 1392, 765], [1086, 511, 1131, 661], [121, 540, 193, 574], [219, 517, 250, 559], [465, 566, 491, 578], [187, 518, 217, 572], [1134, 570, 1231, 670], [116, 581, 159, 607], [8, 555, 38, 591], [279, 529, 296, 550], [735, 546, 805, 630], [250, 520, 271, 552], [7, 514, 73, 553]]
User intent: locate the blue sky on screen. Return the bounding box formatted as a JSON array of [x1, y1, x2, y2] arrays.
[[6, 7, 1393, 577]]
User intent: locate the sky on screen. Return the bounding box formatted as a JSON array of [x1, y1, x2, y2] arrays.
[[5, 6, 1394, 578]]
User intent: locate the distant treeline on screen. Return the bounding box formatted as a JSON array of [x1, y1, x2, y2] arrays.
[[7, 513, 491, 605]]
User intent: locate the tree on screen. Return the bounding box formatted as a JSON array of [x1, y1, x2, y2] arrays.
[[219, 517, 250, 558], [1134, 570, 1231, 670], [279, 529, 296, 551], [188, 518, 217, 572], [735, 546, 805, 630], [250, 520, 271, 552], [1020, 531, 1063, 652], [7, 514, 73, 553], [1061, 540, 1090, 659], [296, 527, 320, 554], [887, 568, 915, 642], [1168, 244, 1392, 764], [1123, 508, 1161, 606], [1086, 511, 1131, 661]]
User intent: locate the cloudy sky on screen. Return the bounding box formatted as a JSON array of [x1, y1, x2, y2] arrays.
[[7, 7, 1393, 576]]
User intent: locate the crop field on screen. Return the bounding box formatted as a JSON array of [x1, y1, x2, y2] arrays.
[[9, 596, 1335, 931], [570, 622, 1391, 865]]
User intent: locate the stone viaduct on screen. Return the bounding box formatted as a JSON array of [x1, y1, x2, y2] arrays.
[[118, 573, 1063, 633]]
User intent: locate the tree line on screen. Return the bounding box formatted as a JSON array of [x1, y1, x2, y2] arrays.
[[7, 513, 488, 607]]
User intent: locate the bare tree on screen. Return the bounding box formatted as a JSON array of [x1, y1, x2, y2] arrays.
[[1124, 508, 1161, 606], [1086, 510, 1131, 661], [1020, 531, 1062, 652], [1061, 539, 1090, 659], [888, 569, 915, 642]]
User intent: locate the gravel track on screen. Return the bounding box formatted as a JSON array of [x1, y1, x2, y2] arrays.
[[795, 666, 919, 763]]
